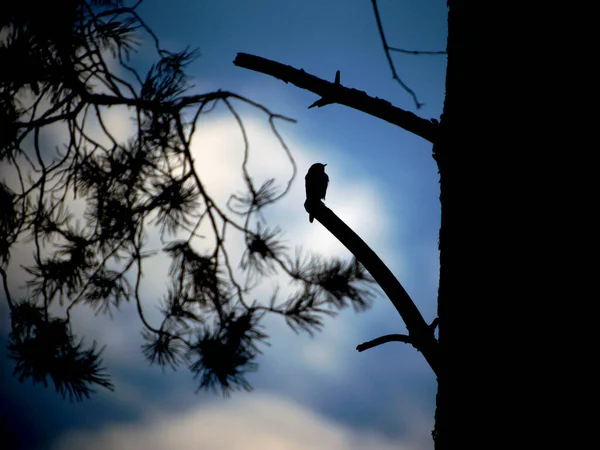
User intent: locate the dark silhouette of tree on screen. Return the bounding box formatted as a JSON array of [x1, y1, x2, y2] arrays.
[[0, 0, 376, 401]]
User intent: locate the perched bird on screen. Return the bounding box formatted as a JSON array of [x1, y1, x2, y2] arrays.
[[305, 163, 329, 223]]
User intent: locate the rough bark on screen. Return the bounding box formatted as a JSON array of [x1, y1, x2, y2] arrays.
[[435, 2, 500, 447], [434, 2, 550, 448]]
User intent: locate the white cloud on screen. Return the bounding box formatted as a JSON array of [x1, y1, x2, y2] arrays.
[[51, 393, 425, 450], [186, 113, 397, 259], [178, 114, 400, 373]]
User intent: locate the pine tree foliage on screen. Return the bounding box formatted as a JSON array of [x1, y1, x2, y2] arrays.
[[0, 0, 376, 400]]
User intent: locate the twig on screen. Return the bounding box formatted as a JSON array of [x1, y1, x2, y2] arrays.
[[389, 47, 447, 55], [356, 333, 411, 352], [0, 268, 14, 310], [371, 0, 423, 108]]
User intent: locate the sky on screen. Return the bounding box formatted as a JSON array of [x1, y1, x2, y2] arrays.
[[0, 1, 448, 449]]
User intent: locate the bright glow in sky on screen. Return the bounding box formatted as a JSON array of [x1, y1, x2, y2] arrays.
[[50, 393, 430, 450], [0, 1, 448, 449]]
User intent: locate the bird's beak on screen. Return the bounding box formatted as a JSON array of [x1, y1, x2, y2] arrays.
[[324, 164, 327, 166]]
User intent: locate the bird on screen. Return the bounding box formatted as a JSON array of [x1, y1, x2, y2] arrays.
[[305, 163, 329, 223]]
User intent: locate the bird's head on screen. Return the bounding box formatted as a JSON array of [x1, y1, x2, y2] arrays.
[[308, 163, 327, 173]]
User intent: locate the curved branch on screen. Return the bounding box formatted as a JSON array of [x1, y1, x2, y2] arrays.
[[304, 200, 439, 376]]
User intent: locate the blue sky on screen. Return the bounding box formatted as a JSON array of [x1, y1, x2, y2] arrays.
[[1, 1, 448, 449]]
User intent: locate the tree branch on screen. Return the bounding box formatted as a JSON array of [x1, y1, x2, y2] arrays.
[[371, 0, 423, 109], [388, 47, 447, 55], [304, 201, 439, 376], [233, 53, 439, 144], [356, 333, 411, 352]]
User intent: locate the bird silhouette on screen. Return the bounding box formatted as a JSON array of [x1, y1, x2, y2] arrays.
[[305, 163, 329, 223]]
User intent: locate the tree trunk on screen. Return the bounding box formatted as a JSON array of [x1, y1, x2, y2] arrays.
[[434, 3, 566, 448]]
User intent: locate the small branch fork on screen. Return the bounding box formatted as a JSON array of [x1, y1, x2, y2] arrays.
[[370, 0, 447, 109], [356, 318, 439, 352], [304, 201, 440, 376]]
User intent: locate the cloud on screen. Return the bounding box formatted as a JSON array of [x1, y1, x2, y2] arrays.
[[186, 112, 396, 260], [51, 393, 424, 450]]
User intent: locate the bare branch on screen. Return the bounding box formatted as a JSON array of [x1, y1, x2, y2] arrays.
[[356, 333, 411, 352], [233, 53, 438, 144], [388, 47, 447, 56], [371, 0, 446, 108], [303, 200, 439, 376]]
